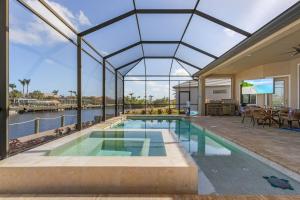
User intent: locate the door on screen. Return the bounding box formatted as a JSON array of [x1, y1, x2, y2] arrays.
[[179, 91, 190, 113], [268, 77, 289, 107]]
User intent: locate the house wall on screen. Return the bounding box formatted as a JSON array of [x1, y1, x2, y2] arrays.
[[235, 57, 300, 108], [175, 85, 231, 110], [205, 86, 231, 102], [175, 87, 198, 110]]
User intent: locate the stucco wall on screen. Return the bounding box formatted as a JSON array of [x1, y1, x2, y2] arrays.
[[235, 57, 300, 108], [205, 86, 231, 101], [175, 85, 231, 110]]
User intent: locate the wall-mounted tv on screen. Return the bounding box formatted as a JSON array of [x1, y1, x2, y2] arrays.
[[241, 78, 274, 95]]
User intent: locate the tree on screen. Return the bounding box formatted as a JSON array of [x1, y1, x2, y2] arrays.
[[9, 83, 16, 91], [29, 90, 44, 99], [52, 90, 59, 96], [24, 79, 31, 95], [9, 90, 22, 99], [68, 90, 76, 97], [18, 79, 26, 96], [149, 95, 154, 104]]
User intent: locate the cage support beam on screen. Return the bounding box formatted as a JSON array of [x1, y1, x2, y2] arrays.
[[104, 41, 217, 60], [115, 71, 118, 117], [102, 58, 106, 121], [116, 56, 202, 72], [0, 0, 9, 159], [77, 36, 82, 130], [79, 9, 250, 37]]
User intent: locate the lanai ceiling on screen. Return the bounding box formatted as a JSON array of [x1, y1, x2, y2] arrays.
[[19, 0, 300, 77]]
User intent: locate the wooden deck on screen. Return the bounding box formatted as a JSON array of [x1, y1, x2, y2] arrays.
[[189, 116, 300, 175]]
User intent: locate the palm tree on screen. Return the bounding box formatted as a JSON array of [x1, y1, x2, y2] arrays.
[[68, 90, 76, 97], [18, 79, 26, 97], [9, 83, 16, 91], [149, 95, 153, 103], [52, 90, 59, 96], [24, 79, 31, 96], [129, 93, 134, 102]]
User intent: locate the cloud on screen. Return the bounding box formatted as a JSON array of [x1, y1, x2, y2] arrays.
[[10, 19, 67, 46], [223, 28, 237, 37], [78, 10, 91, 26], [172, 68, 188, 76], [10, 0, 91, 46]]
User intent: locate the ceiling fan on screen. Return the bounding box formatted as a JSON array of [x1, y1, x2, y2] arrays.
[[282, 44, 300, 56]]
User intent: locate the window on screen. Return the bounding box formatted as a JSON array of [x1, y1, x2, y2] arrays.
[[272, 80, 285, 106], [241, 94, 256, 105]]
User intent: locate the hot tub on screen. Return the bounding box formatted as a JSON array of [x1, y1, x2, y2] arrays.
[[0, 128, 198, 194]]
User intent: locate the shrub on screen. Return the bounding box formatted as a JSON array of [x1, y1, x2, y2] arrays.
[[166, 108, 172, 115], [148, 108, 154, 115], [141, 110, 146, 114], [157, 109, 163, 114]]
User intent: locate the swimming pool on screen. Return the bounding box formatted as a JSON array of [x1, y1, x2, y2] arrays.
[[113, 117, 300, 195], [48, 130, 166, 156]]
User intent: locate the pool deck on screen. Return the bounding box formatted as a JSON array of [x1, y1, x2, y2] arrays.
[[189, 116, 300, 175]]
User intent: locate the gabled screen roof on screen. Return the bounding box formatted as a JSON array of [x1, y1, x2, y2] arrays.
[[18, 0, 300, 76]]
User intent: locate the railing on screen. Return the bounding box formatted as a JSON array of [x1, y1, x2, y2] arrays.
[[8, 114, 76, 139]]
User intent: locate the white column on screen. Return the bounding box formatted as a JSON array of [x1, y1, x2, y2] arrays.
[[198, 77, 205, 115]]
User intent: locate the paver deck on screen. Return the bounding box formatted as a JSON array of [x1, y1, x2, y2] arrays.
[[189, 116, 300, 174]]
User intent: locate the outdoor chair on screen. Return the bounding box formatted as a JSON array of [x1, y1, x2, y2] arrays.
[[279, 110, 300, 128], [252, 108, 272, 127], [240, 105, 261, 123]]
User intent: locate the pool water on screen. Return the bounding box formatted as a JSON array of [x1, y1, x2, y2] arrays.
[[48, 130, 166, 156], [113, 118, 300, 195]]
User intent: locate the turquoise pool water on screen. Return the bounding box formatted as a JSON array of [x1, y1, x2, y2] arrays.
[[48, 130, 166, 156], [113, 117, 300, 195]]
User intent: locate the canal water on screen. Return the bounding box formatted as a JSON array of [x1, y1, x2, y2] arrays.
[[8, 108, 115, 139]]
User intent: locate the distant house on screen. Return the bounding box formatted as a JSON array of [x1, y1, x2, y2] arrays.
[[173, 79, 231, 110]]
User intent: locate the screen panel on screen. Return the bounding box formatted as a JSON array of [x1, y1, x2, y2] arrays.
[[138, 14, 191, 41], [170, 60, 190, 76], [21, 0, 77, 40], [118, 60, 141, 75], [176, 60, 200, 75], [146, 81, 170, 113], [107, 45, 143, 67], [124, 80, 146, 113], [145, 59, 172, 75], [85, 15, 140, 56], [82, 52, 102, 123], [135, 0, 197, 9], [197, 0, 299, 33], [105, 68, 116, 119], [9, 0, 78, 140], [183, 15, 246, 57], [127, 61, 146, 76], [45, 0, 134, 31], [143, 44, 178, 57], [175, 45, 214, 69]]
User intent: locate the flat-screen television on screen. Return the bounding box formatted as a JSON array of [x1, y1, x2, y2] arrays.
[[241, 78, 274, 94]]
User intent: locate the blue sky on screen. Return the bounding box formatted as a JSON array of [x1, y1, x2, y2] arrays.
[[9, 0, 298, 98]]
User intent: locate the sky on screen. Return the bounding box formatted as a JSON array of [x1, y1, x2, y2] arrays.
[[9, 0, 298, 98]]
